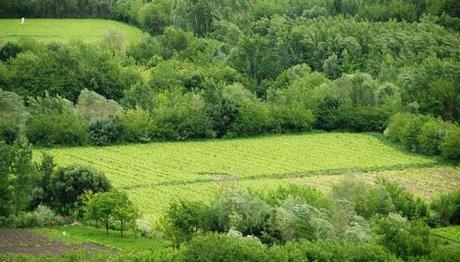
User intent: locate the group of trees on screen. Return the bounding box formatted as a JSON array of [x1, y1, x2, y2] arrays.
[[386, 113, 460, 161], [1, 2, 459, 155], [1, 0, 459, 33], [0, 139, 139, 236], [157, 181, 460, 261]]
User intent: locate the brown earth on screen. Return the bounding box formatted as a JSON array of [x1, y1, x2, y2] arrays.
[[0, 228, 109, 256]]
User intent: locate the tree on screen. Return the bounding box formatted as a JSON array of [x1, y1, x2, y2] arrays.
[[8, 139, 36, 215], [86, 190, 139, 237], [49, 165, 111, 215]]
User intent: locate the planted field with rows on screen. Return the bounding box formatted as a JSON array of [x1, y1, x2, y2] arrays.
[[40, 132, 454, 223], [45, 133, 435, 188], [0, 19, 144, 44]]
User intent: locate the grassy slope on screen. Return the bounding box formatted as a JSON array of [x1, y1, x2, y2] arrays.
[[34, 225, 167, 253], [38, 132, 460, 223], [0, 19, 144, 44]]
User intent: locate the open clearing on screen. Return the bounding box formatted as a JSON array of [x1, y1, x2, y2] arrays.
[[41, 132, 460, 223], [0, 19, 144, 44], [0, 228, 109, 255]]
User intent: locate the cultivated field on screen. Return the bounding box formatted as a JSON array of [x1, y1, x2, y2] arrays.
[[41, 132, 460, 223], [0, 19, 144, 44]]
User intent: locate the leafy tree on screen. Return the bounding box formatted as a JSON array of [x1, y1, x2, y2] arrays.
[[49, 165, 111, 215], [86, 190, 139, 236]]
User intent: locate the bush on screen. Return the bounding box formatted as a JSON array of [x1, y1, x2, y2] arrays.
[[440, 125, 460, 161], [417, 117, 446, 155], [400, 114, 427, 152], [178, 234, 274, 262], [377, 179, 429, 220], [48, 165, 111, 215], [270, 103, 315, 133], [384, 112, 411, 142], [372, 213, 433, 260], [431, 190, 460, 226], [283, 239, 396, 262], [227, 100, 271, 137], [119, 109, 153, 143], [89, 118, 121, 146], [27, 114, 87, 147]]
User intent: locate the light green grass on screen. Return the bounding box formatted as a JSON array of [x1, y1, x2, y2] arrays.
[[39, 132, 448, 223], [45, 133, 435, 188], [0, 19, 144, 44], [34, 225, 167, 253], [432, 226, 460, 244]]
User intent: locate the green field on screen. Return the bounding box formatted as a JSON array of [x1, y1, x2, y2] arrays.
[[432, 226, 460, 244], [40, 132, 460, 223], [34, 225, 167, 253], [0, 19, 144, 44]]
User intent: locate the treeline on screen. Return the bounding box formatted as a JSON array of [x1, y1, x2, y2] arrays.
[[1, 0, 459, 33], [1, 4, 459, 160]]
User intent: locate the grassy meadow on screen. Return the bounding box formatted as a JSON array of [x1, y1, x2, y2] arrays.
[[40, 132, 460, 223], [0, 19, 144, 44]]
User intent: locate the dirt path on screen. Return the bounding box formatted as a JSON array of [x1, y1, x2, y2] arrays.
[[0, 228, 109, 255]]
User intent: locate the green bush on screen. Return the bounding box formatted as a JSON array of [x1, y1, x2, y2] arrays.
[[89, 118, 121, 146], [400, 114, 427, 152], [48, 165, 111, 215], [119, 109, 153, 143], [270, 103, 315, 133], [431, 190, 460, 226], [283, 239, 396, 262], [417, 117, 446, 155], [227, 100, 271, 137], [385, 112, 412, 142], [178, 234, 274, 262], [377, 179, 429, 220], [440, 125, 460, 161], [372, 213, 433, 260], [27, 114, 87, 147]]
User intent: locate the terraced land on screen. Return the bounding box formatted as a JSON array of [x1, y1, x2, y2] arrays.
[[0, 19, 144, 44], [42, 133, 460, 222]]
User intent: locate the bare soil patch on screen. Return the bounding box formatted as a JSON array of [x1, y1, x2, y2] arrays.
[[0, 228, 110, 256]]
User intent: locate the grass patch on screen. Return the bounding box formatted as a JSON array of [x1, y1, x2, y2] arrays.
[[432, 226, 460, 244], [34, 225, 166, 253], [43, 133, 435, 188], [0, 19, 144, 44]]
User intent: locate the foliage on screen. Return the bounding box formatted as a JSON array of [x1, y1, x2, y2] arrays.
[[440, 125, 460, 161], [85, 190, 139, 237], [372, 213, 433, 260], [89, 118, 121, 146], [431, 190, 460, 226], [48, 164, 111, 215]]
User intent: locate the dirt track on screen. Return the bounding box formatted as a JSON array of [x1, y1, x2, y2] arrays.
[[0, 228, 109, 255]]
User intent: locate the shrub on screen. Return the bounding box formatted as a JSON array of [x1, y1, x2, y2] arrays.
[[372, 213, 433, 260], [377, 179, 429, 220], [119, 109, 153, 143], [27, 114, 87, 146], [89, 118, 121, 146], [270, 103, 315, 133], [227, 100, 271, 137], [385, 112, 412, 142], [283, 239, 396, 262], [332, 179, 394, 219], [417, 117, 447, 155], [257, 185, 332, 210], [48, 165, 111, 215], [440, 125, 460, 161], [400, 114, 427, 152], [178, 234, 273, 262], [431, 190, 460, 226], [347, 106, 391, 132]]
